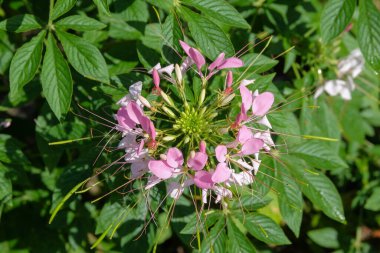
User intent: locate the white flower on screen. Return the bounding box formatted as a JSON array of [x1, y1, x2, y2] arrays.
[[338, 49, 364, 78], [315, 79, 354, 100], [315, 49, 364, 101]]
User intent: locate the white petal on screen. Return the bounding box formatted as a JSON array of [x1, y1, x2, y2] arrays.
[[257, 115, 272, 129], [324, 80, 345, 96], [240, 79, 255, 87]]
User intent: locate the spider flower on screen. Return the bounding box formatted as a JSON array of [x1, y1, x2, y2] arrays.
[[112, 41, 277, 207]]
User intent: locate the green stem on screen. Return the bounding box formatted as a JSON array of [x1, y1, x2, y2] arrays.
[[48, 0, 55, 27]]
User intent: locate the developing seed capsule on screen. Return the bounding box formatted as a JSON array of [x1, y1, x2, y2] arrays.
[[162, 105, 176, 118]]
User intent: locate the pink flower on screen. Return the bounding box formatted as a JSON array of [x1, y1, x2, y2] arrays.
[[180, 40, 205, 75], [251, 91, 274, 116], [116, 101, 156, 142], [208, 52, 243, 71], [187, 141, 208, 171], [194, 170, 214, 189], [237, 126, 264, 155], [211, 145, 232, 183], [148, 148, 183, 179]]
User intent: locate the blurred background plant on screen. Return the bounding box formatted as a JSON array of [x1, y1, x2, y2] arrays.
[[0, 0, 379, 252]]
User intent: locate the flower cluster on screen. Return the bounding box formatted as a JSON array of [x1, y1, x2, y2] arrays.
[[114, 41, 276, 205], [315, 49, 364, 100]]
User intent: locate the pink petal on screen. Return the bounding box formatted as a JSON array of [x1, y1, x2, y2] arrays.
[[179, 40, 191, 55], [234, 109, 248, 126], [194, 171, 214, 189], [251, 92, 274, 116], [126, 101, 144, 124], [116, 107, 135, 130], [241, 138, 264, 155], [152, 68, 160, 88], [187, 152, 208, 171], [137, 139, 144, 154], [215, 145, 227, 163], [217, 57, 244, 70], [199, 140, 206, 154], [208, 52, 225, 71], [140, 116, 156, 140], [237, 125, 253, 144], [189, 48, 205, 71], [240, 85, 253, 114], [166, 147, 184, 168], [211, 163, 231, 183], [148, 160, 173, 179]]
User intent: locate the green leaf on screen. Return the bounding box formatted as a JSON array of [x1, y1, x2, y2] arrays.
[[230, 194, 272, 211], [9, 31, 46, 102], [114, 0, 149, 22], [200, 218, 226, 253], [226, 217, 256, 253], [55, 15, 106, 31], [56, 30, 109, 83], [0, 134, 28, 165], [93, 0, 111, 15], [301, 99, 341, 152], [0, 14, 43, 33], [181, 0, 250, 29], [236, 53, 278, 79], [41, 33, 73, 120], [180, 6, 234, 59], [288, 157, 346, 223], [162, 14, 182, 63], [290, 140, 347, 170], [357, 0, 380, 70], [364, 187, 380, 211], [274, 160, 303, 237], [0, 31, 14, 75], [308, 227, 340, 249], [51, 0, 77, 20], [320, 0, 355, 42], [239, 213, 291, 245], [0, 163, 12, 218]]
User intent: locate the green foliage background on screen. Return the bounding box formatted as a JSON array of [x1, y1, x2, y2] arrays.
[[0, 0, 380, 252]]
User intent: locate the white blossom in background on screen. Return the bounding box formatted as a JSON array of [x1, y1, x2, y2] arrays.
[[315, 49, 364, 100]]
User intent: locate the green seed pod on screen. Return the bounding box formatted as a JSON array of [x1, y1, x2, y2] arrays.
[[199, 88, 206, 105]]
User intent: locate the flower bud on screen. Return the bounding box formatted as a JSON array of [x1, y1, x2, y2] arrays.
[[175, 64, 182, 84], [226, 71, 233, 87], [160, 91, 175, 107], [184, 136, 190, 144], [199, 140, 206, 153], [160, 154, 167, 160], [162, 105, 176, 118], [190, 150, 195, 159], [152, 68, 160, 88], [220, 93, 235, 106], [162, 135, 177, 141], [138, 95, 151, 108]]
